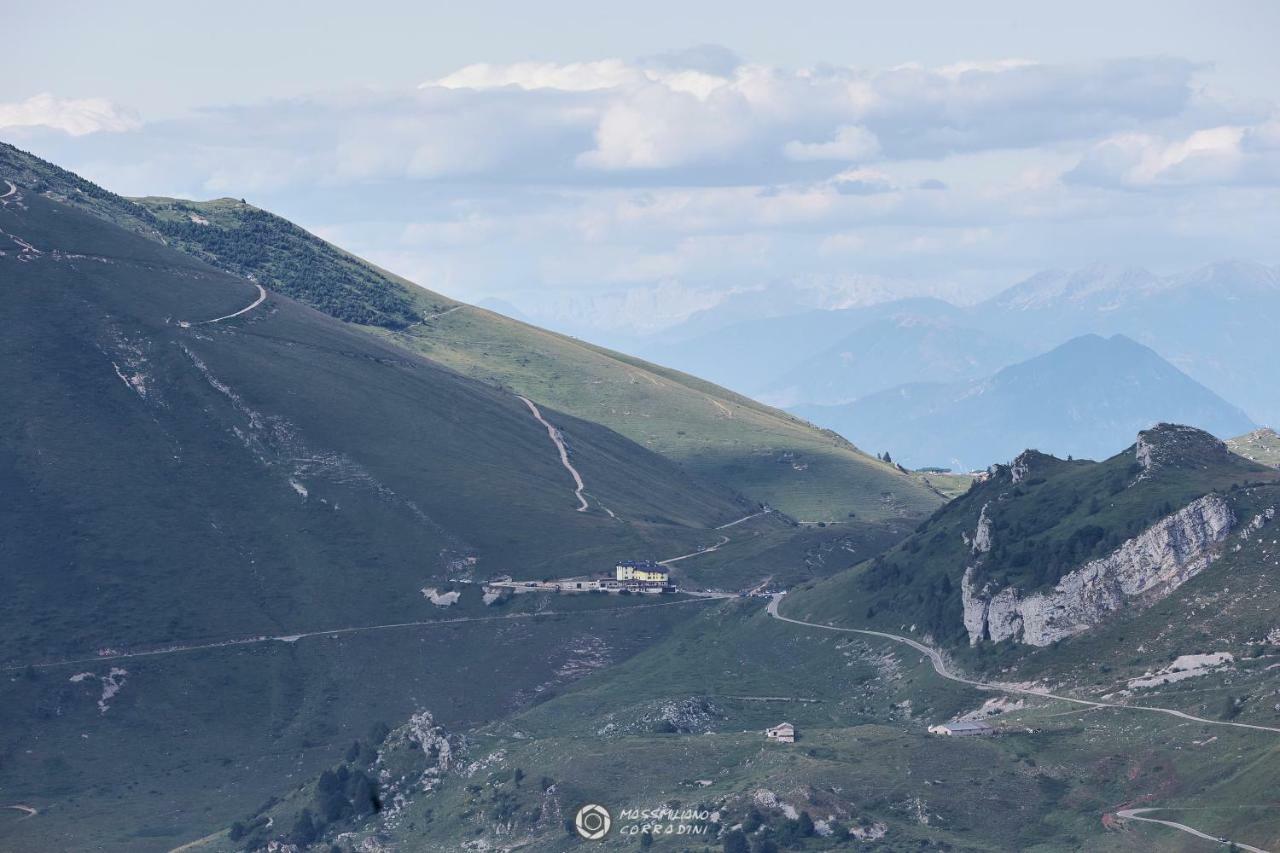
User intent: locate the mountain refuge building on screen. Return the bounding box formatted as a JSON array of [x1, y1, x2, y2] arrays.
[[616, 560, 669, 584]]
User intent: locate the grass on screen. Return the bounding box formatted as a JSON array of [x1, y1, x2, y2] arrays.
[[376, 307, 943, 522], [0, 185, 783, 851], [786, 430, 1278, 647], [1230, 427, 1280, 468], [0, 141, 944, 524], [209, 598, 1280, 851]]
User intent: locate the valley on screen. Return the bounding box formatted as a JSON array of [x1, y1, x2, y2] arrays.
[[3, 148, 1279, 853]]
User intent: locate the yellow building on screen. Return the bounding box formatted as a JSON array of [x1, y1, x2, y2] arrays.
[[615, 561, 668, 583]]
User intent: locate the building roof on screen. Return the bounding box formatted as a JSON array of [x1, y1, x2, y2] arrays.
[[767, 722, 795, 732], [937, 720, 992, 731]]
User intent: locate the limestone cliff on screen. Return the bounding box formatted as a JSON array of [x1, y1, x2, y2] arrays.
[[962, 494, 1238, 646]]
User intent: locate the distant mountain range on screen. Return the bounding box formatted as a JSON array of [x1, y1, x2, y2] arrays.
[[793, 334, 1256, 470], [640, 261, 1280, 466]]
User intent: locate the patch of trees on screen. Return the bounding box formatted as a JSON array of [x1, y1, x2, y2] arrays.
[[722, 806, 822, 851], [156, 206, 420, 328]]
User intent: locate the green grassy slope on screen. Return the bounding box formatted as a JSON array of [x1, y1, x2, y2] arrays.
[[384, 306, 940, 522], [0, 181, 758, 850], [0, 142, 943, 523], [0, 188, 747, 660], [1230, 427, 1280, 468], [209, 596, 1280, 852]]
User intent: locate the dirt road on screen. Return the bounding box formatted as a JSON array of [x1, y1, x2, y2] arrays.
[[7, 597, 726, 673], [516, 394, 589, 512], [1115, 808, 1269, 853], [183, 283, 267, 326], [766, 595, 1280, 735]]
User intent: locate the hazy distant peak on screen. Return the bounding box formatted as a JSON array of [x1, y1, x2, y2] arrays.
[[1174, 259, 1280, 292], [992, 264, 1163, 310]]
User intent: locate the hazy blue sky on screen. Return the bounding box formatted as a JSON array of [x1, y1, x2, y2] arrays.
[[5, 1, 1279, 332]]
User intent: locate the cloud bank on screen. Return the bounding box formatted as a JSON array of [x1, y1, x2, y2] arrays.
[[0, 93, 140, 136], [9, 50, 1280, 335]]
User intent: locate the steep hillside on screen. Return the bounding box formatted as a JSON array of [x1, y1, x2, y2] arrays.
[[795, 334, 1256, 470], [0, 179, 760, 850], [786, 424, 1278, 654], [1230, 427, 1280, 468], [0, 142, 941, 523]]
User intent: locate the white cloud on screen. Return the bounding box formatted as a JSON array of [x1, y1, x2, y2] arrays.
[[784, 125, 880, 162], [829, 166, 897, 195], [0, 93, 139, 136], [28, 50, 1280, 338], [430, 60, 639, 92], [1066, 121, 1280, 188]]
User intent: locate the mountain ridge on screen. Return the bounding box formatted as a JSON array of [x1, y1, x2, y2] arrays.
[[793, 333, 1256, 470], [0, 141, 941, 523]]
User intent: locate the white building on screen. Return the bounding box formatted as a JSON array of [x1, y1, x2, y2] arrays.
[[765, 722, 796, 743], [927, 721, 994, 737]]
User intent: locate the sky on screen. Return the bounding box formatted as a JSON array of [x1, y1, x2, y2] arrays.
[[5, 1, 1280, 334]]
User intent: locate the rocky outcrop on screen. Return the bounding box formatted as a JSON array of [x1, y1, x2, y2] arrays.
[[971, 503, 993, 554], [1135, 423, 1235, 479], [962, 494, 1236, 646]]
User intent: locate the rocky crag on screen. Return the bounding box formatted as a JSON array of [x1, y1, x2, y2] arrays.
[[962, 493, 1237, 645]]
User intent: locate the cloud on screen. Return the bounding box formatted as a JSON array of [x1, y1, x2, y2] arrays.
[[28, 49, 1280, 339], [0, 93, 140, 136], [57, 53, 1212, 193], [1065, 120, 1280, 188], [784, 125, 880, 162], [409, 53, 1205, 178], [829, 167, 897, 195]]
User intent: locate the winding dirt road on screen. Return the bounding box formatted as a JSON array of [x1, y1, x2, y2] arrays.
[[766, 595, 1280, 735], [1, 180, 16, 200], [183, 283, 267, 326], [660, 536, 730, 566], [716, 509, 769, 530], [767, 594, 1278, 851], [1115, 809, 1269, 852], [4, 804, 37, 819], [412, 304, 463, 327], [516, 394, 589, 512]]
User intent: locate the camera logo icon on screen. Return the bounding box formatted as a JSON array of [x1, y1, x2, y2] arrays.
[[574, 803, 612, 840]]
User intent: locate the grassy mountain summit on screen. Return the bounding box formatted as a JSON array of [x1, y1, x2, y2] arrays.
[[1230, 427, 1280, 468], [0, 141, 940, 523]]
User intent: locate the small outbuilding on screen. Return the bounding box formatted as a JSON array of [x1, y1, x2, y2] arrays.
[[765, 722, 796, 743], [927, 721, 994, 737]]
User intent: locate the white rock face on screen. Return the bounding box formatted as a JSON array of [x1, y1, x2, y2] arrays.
[[421, 587, 461, 607], [1009, 452, 1033, 484], [962, 494, 1236, 646], [971, 502, 993, 555]]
